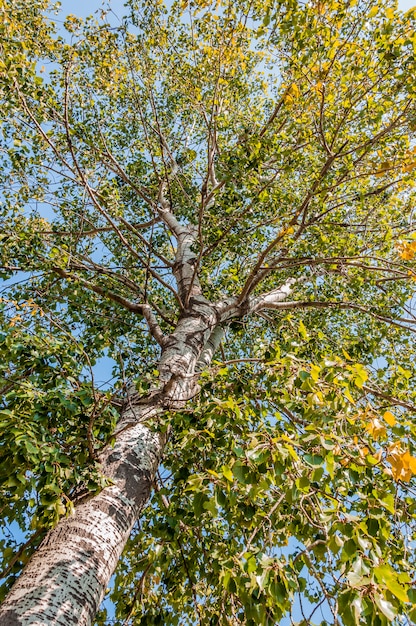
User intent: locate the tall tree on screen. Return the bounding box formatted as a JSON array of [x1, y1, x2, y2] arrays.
[[1, 0, 416, 623]]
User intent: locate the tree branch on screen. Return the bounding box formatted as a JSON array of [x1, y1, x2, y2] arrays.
[[248, 279, 297, 314], [53, 268, 166, 345], [257, 298, 416, 333], [196, 325, 225, 371]]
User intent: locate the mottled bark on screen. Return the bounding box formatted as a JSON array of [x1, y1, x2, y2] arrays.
[[0, 267, 293, 624], [0, 417, 163, 626], [0, 300, 220, 625]]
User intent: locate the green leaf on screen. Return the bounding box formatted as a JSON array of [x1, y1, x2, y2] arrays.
[[232, 462, 250, 484], [374, 565, 409, 603], [222, 465, 234, 482], [373, 593, 397, 621], [304, 454, 324, 467]]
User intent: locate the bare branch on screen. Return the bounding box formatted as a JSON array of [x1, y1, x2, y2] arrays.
[[41, 219, 160, 238], [237, 153, 337, 303], [361, 384, 416, 412]]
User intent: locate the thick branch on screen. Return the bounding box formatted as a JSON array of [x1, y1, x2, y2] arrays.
[[248, 279, 297, 314], [157, 181, 187, 237], [196, 325, 225, 371], [157, 183, 203, 302]]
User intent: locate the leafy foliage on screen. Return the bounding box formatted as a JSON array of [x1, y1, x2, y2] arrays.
[[1, 0, 416, 624]]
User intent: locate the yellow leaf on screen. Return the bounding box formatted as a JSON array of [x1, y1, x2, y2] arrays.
[[374, 449, 383, 462], [408, 454, 416, 474], [401, 451, 416, 475], [403, 161, 416, 172], [298, 320, 308, 339], [399, 241, 416, 260], [359, 446, 369, 458], [386, 445, 416, 481], [344, 387, 355, 404], [387, 453, 404, 480], [310, 364, 320, 382], [288, 83, 300, 98], [383, 411, 396, 427], [386, 440, 401, 455], [285, 443, 299, 461], [342, 348, 352, 361], [366, 418, 386, 439], [221, 466, 234, 482]]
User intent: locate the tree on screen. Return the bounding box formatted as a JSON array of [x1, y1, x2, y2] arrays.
[[0, 0, 416, 623]]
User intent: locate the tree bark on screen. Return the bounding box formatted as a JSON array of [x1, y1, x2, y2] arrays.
[[0, 417, 164, 625], [0, 299, 220, 625], [0, 274, 294, 623]]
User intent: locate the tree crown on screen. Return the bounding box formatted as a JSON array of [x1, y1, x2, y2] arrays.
[[1, 0, 416, 623]]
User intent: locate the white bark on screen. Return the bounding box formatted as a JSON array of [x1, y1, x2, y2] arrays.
[[0, 299, 222, 625], [0, 421, 163, 626], [248, 278, 297, 313], [197, 325, 225, 370], [0, 255, 296, 624]]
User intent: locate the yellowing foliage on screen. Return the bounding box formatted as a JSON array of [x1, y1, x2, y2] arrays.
[[382, 411, 396, 427], [386, 442, 416, 482], [399, 241, 416, 260], [366, 417, 386, 439]]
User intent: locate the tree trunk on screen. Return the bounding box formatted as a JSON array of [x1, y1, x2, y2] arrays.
[[0, 300, 220, 625], [0, 417, 164, 626], [0, 270, 294, 624]]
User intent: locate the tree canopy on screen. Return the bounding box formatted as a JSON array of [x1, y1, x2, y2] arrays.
[[1, 0, 416, 624]]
